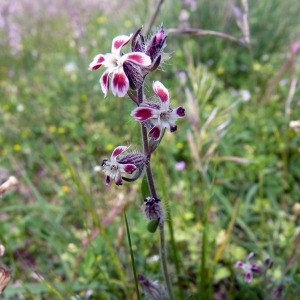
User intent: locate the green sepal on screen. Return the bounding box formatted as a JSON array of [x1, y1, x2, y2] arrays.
[[147, 218, 160, 233], [141, 175, 150, 199]]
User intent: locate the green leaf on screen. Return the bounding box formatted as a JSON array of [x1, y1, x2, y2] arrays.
[[294, 274, 300, 286], [141, 175, 150, 199], [147, 219, 160, 233]]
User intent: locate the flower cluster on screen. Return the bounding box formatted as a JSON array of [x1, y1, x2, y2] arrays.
[[90, 26, 184, 300], [90, 27, 185, 186]]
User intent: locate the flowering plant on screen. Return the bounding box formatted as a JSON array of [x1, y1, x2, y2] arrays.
[[89, 26, 184, 299]]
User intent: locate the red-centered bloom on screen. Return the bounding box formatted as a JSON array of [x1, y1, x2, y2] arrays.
[[89, 35, 151, 97], [131, 81, 185, 140], [101, 146, 137, 185], [234, 252, 262, 283]]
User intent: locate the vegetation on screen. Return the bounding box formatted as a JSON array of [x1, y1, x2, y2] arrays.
[[0, 0, 300, 299]]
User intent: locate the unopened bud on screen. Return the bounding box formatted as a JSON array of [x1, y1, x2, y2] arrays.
[[123, 62, 144, 90], [142, 197, 164, 225], [146, 27, 167, 62]]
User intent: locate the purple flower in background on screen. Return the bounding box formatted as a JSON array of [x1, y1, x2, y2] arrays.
[[234, 252, 262, 282], [175, 161, 186, 171], [89, 35, 151, 97]]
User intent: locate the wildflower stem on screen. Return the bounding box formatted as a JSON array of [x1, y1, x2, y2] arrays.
[[138, 87, 157, 198], [159, 225, 174, 300], [167, 28, 243, 44], [137, 86, 173, 299], [159, 162, 184, 299]]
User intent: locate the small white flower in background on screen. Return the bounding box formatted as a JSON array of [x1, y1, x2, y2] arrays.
[[84, 289, 93, 299], [290, 120, 300, 133], [240, 90, 251, 102], [64, 62, 78, 73], [146, 255, 160, 264], [16, 104, 24, 112], [93, 165, 101, 173], [279, 78, 289, 86], [0, 245, 4, 257], [232, 89, 251, 102], [261, 54, 269, 61]]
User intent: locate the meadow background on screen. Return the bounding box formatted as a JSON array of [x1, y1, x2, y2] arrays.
[[1, 0, 300, 299]]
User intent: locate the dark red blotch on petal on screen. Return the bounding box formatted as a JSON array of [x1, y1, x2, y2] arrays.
[[149, 126, 161, 140], [245, 273, 252, 282], [251, 264, 262, 273], [176, 106, 185, 117], [126, 53, 147, 65], [113, 73, 128, 96], [156, 87, 169, 103], [132, 108, 154, 121], [115, 178, 123, 185], [90, 56, 105, 70], [114, 40, 125, 49], [90, 65, 101, 71], [101, 72, 109, 87], [123, 164, 136, 174], [97, 56, 105, 64], [170, 125, 177, 132], [235, 262, 244, 268], [112, 146, 125, 157], [113, 37, 130, 50]]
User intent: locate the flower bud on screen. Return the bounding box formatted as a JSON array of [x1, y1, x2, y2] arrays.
[[118, 152, 145, 169], [131, 27, 145, 52], [123, 61, 144, 90], [145, 26, 167, 62], [142, 197, 164, 225]]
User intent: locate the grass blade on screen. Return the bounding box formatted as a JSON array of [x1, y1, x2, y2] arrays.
[[124, 211, 140, 300]]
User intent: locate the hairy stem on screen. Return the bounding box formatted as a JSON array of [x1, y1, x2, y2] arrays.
[[137, 86, 173, 299]]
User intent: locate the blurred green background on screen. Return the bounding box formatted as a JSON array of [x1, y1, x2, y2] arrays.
[[1, 0, 300, 299]]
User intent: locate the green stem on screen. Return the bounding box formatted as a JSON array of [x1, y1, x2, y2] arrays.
[[159, 162, 184, 299], [159, 225, 174, 300], [137, 86, 173, 299], [124, 211, 141, 300]]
